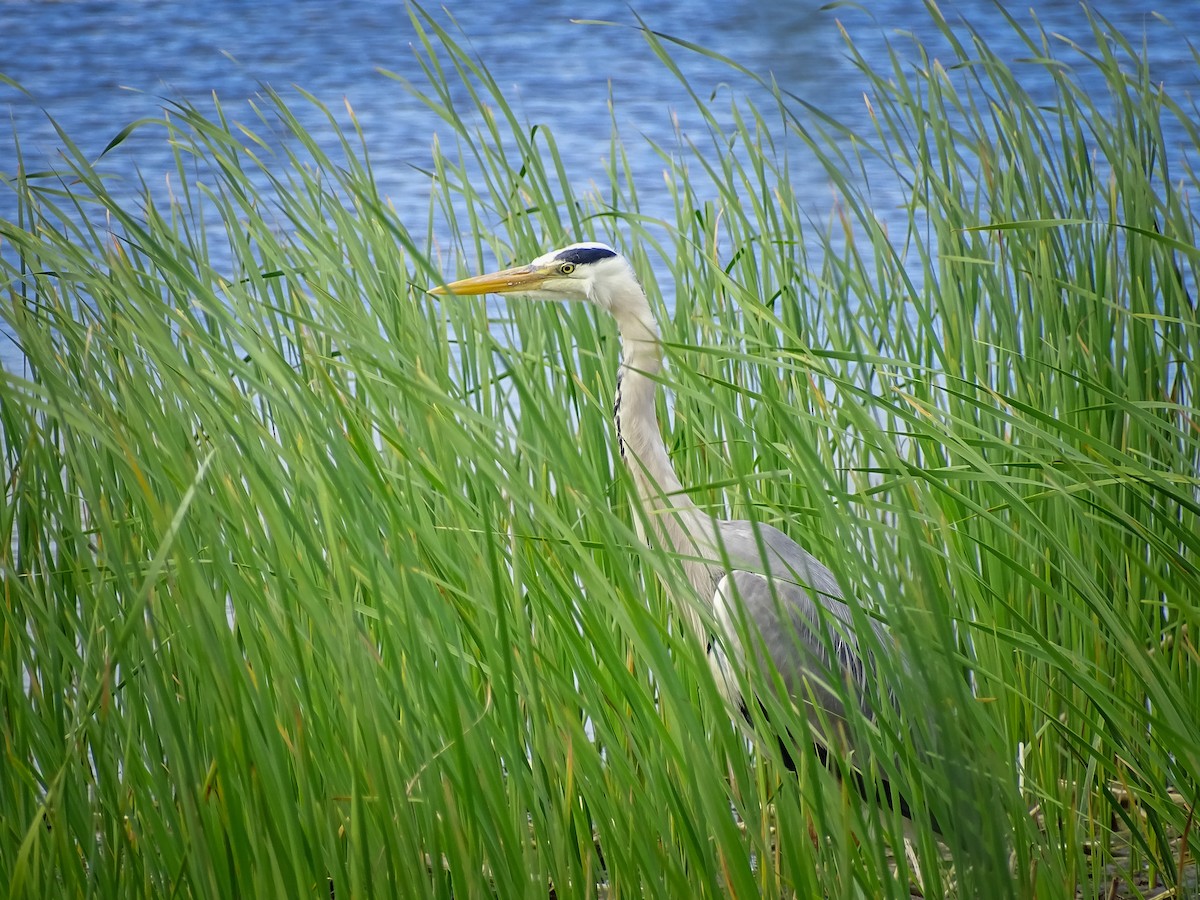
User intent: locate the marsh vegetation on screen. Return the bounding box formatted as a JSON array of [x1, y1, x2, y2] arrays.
[[2, 5, 1197, 898]]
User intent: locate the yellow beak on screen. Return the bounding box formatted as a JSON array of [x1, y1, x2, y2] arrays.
[[430, 264, 551, 297]]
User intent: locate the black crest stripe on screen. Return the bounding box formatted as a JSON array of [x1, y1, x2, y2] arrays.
[[555, 246, 617, 266]]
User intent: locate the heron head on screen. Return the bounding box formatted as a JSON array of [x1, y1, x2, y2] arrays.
[[431, 242, 638, 310]]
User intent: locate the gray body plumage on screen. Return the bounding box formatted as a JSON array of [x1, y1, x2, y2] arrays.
[[706, 520, 883, 727]]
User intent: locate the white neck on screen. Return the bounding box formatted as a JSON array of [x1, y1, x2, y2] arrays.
[[595, 274, 711, 557]]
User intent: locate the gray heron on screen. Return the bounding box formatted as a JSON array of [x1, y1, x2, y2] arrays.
[[432, 241, 923, 825]]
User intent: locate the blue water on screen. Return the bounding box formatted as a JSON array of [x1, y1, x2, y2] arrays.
[[1, 1, 1198, 371]]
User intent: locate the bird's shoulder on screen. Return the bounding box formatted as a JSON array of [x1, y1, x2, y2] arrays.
[[713, 518, 842, 601]]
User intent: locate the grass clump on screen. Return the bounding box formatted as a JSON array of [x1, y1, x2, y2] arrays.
[[2, 3, 1197, 898]]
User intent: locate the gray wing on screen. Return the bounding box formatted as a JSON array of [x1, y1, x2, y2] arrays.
[[707, 520, 889, 728]]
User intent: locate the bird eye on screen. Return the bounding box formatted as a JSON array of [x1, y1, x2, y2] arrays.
[[558, 262, 576, 275]]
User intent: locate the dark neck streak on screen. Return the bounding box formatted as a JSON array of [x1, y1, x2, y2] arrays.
[[613, 370, 626, 460]]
